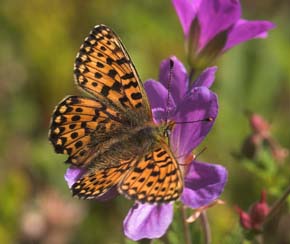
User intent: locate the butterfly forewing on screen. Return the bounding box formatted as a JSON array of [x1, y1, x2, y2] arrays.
[[74, 25, 151, 116], [49, 95, 123, 166]]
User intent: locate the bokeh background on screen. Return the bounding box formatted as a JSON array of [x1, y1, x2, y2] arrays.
[[0, 0, 289, 243]]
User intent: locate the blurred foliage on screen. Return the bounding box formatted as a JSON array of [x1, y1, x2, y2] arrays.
[[0, 0, 289, 243]]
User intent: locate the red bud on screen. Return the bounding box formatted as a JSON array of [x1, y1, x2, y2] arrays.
[[236, 190, 270, 231], [250, 114, 270, 138]]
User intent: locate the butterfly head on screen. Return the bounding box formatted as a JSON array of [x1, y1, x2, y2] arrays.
[[159, 120, 176, 138]]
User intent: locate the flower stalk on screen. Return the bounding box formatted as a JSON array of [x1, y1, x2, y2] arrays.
[[181, 206, 192, 244], [263, 185, 290, 228], [200, 211, 212, 244]]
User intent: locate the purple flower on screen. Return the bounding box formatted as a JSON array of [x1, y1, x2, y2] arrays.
[[123, 56, 227, 240], [172, 0, 275, 67]]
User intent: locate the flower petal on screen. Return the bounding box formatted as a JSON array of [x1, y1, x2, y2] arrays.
[[198, 0, 241, 49], [152, 107, 167, 124], [93, 187, 119, 201], [224, 19, 275, 51], [181, 161, 227, 208], [192, 66, 217, 88], [64, 167, 118, 201], [64, 167, 85, 188], [171, 87, 218, 156], [158, 56, 189, 105], [123, 203, 173, 241], [144, 79, 175, 112], [172, 0, 202, 36]]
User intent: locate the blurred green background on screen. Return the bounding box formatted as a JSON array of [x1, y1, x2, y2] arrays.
[[0, 0, 289, 243]]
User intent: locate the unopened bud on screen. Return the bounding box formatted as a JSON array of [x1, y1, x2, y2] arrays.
[[249, 190, 270, 230], [236, 190, 270, 231], [250, 114, 270, 138]]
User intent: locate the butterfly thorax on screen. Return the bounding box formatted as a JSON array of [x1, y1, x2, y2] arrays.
[[88, 108, 165, 169]]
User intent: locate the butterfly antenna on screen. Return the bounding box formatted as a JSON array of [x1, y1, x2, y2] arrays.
[[177, 147, 208, 165], [175, 117, 213, 124], [194, 147, 207, 160], [165, 59, 174, 124]]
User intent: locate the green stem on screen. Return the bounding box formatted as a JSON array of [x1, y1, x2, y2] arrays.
[[181, 205, 192, 244], [188, 66, 203, 86], [160, 233, 171, 244], [263, 184, 290, 227], [138, 239, 152, 244], [188, 67, 195, 84], [200, 211, 211, 244], [255, 234, 264, 244]]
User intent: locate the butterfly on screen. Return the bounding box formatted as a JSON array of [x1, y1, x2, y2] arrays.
[[49, 25, 183, 203]]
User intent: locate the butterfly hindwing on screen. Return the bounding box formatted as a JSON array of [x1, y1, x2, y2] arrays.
[[119, 140, 183, 203], [71, 157, 136, 199], [74, 25, 151, 115], [71, 140, 183, 203], [49, 95, 123, 167]]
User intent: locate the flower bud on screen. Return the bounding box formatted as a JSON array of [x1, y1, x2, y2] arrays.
[[250, 114, 270, 138], [236, 207, 252, 230], [249, 190, 270, 230], [236, 190, 270, 231]]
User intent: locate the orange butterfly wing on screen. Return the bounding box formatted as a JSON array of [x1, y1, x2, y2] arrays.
[[49, 95, 122, 166], [74, 24, 151, 114], [71, 140, 183, 203], [71, 157, 136, 199], [49, 25, 152, 167], [120, 140, 183, 203]]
